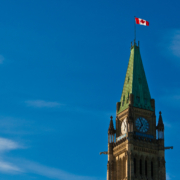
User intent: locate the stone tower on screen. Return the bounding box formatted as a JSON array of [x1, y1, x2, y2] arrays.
[[107, 41, 167, 180]]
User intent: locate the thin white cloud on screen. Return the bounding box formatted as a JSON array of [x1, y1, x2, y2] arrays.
[[0, 55, 4, 64], [25, 100, 63, 108], [0, 138, 23, 174], [0, 137, 21, 153], [0, 159, 103, 180], [166, 173, 175, 180], [169, 30, 180, 58], [166, 173, 170, 180], [160, 29, 180, 59], [21, 161, 103, 180], [0, 160, 22, 173], [0, 137, 103, 180]]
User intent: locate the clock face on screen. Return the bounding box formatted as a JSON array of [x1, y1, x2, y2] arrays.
[[121, 118, 127, 134], [135, 117, 149, 133]]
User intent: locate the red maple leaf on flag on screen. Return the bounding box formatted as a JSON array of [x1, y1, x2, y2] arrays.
[[135, 17, 149, 26]]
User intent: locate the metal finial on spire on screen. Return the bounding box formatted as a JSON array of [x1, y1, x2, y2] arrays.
[[134, 16, 136, 42]]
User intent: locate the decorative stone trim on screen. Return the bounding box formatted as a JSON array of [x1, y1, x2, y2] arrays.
[[114, 137, 127, 147], [133, 134, 155, 143], [134, 146, 157, 155], [133, 107, 153, 116], [117, 109, 129, 119]]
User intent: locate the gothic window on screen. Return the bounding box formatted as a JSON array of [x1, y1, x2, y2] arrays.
[[134, 158, 136, 175], [158, 131, 164, 139], [122, 95, 125, 106], [145, 160, 147, 177], [140, 159, 142, 175], [151, 161, 153, 178], [144, 98, 147, 105], [127, 92, 129, 103], [128, 77, 130, 83], [136, 96, 140, 103]]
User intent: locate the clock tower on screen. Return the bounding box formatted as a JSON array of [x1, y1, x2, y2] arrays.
[[106, 41, 168, 180]]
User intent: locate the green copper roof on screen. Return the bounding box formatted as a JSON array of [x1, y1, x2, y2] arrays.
[[117, 42, 153, 114]]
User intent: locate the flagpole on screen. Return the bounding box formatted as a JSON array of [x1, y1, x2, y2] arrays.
[[134, 16, 136, 43]]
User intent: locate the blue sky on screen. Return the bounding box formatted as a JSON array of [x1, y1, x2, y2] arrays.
[[0, 0, 179, 179]]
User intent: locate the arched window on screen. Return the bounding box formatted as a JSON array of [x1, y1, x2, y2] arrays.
[[127, 92, 129, 103], [144, 98, 147, 105], [145, 160, 147, 177], [122, 95, 125, 106], [134, 158, 136, 175], [136, 96, 140, 103], [140, 159, 142, 175], [158, 130, 164, 139], [151, 161, 153, 178]]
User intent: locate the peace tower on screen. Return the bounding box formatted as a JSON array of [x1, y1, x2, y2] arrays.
[[105, 41, 172, 180]]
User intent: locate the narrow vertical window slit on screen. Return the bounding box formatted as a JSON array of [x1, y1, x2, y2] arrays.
[[145, 160, 147, 177], [134, 158, 136, 175], [151, 161, 153, 178], [140, 159, 142, 175]]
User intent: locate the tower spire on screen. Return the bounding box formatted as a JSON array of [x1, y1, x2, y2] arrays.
[[108, 116, 115, 135], [157, 111, 164, 140], [157, 111, 164, 130], [117, 42, 153, 114]]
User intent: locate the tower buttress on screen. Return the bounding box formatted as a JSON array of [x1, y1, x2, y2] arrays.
[[107, 116, 116, 180], [157, 111, 164, 140], [157, 111, 166, 180]]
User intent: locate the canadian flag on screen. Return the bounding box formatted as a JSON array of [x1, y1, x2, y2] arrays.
[[135, 17, 149, 26]]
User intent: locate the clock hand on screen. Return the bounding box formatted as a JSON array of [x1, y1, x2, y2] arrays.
[[140, 124, 143, 130], [141, 124, 144, 131], [139, 119, 143, 130]]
